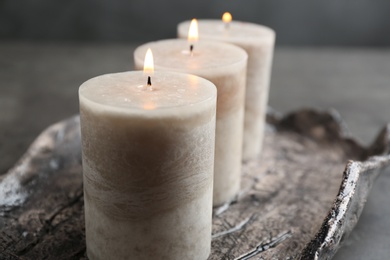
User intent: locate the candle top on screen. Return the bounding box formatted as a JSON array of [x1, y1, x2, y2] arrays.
[[178, 20, 274, 43], [79, 71, 216, 112], [134, 39, 247, 75]]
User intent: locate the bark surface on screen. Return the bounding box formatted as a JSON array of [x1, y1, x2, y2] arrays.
[[1, 109, 389, 260]]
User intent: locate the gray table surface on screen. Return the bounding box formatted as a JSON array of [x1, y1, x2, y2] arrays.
[[1, 43, 389, 259]]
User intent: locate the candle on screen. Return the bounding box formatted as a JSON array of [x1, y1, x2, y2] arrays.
[[178, 15, 276, 161], [134, 22, 247, 206], [79, 50, 217, 260]]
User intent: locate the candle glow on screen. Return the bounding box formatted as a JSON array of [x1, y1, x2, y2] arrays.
[[188, 18, 199, 43], [143, 101, 156, 110], [222, 12, 232, 23], [143, 48, 154, 76]]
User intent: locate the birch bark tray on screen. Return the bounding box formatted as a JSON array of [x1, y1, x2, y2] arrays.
[[1, 108, 390, 260]]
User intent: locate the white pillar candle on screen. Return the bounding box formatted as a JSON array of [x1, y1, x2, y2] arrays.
[[178, 16, 275, 161], [134, 37, 247, 206], [79, 61, 217, 259]]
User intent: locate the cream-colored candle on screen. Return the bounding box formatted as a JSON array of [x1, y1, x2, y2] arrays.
[[178, 16, 275, 161], [79, 59, 217, 259], [134, 35, 247, 206]]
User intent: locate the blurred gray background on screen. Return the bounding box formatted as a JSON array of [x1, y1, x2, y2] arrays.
[[1, 0, 390, 46]]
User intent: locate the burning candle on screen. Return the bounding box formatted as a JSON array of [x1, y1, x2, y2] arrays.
[[79, 49, 217, 259], [134, 20, 248, 206], [178, 14, 276, 161]]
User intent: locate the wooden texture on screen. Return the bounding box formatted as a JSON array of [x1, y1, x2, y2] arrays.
[[1, 109, 389, 260]]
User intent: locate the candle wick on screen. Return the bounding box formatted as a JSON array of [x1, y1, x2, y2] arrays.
[[147, 76, 152, 86], [225, 22, 230, 30], [190, 44, 194, 55]]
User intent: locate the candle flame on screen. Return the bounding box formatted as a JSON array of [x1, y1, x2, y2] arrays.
[[188, 18, 199, 43], [143, 48, 154, 75], [222, 12, 232, 23]]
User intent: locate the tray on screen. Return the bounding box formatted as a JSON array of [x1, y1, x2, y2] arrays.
[[1, 108, 390, 260]]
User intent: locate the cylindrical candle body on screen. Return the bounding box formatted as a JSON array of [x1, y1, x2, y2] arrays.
[[178, 20, 275, 161], [134, 40, 247, 206], [79, 71, 217, 260]]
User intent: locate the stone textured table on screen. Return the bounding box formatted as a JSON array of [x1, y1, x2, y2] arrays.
[[1, 43, 390, 259]]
